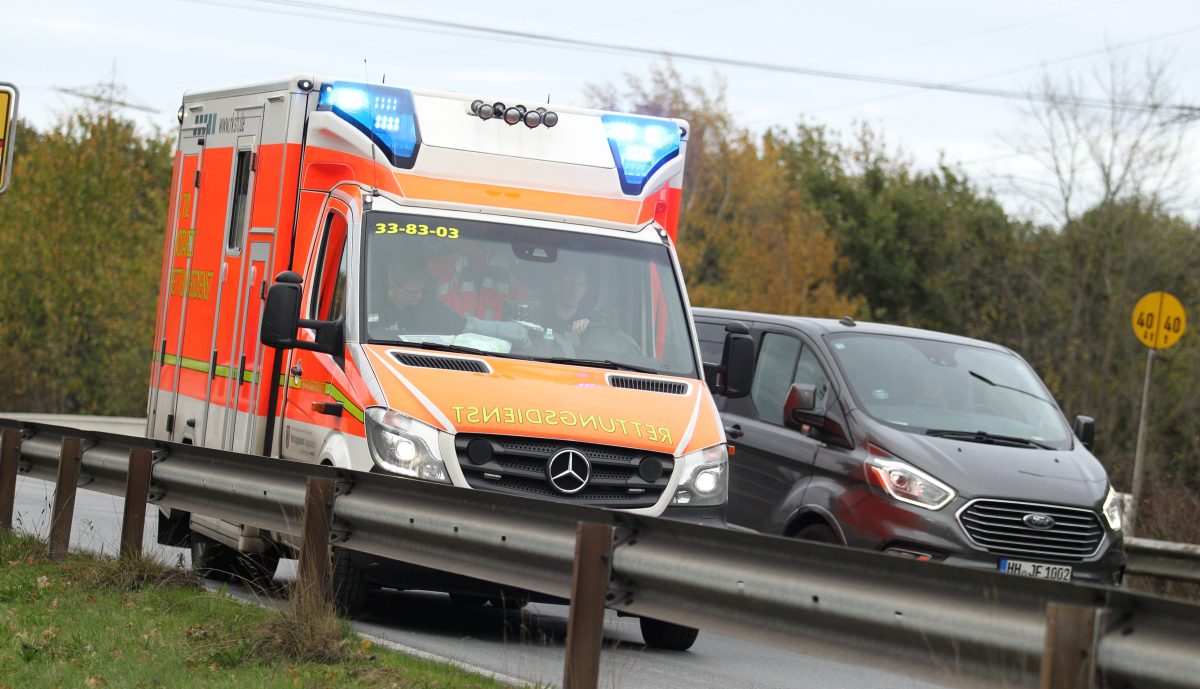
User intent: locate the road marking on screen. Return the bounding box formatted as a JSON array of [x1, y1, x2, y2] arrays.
[[356, 631, 537, 688]]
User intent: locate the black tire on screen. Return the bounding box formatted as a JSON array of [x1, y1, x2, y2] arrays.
[[189, 531, 240, 581], [190, 531, 279, 589], [793, 523, 839, 544], [331, 547, 370, 618], [639, 617, 700, 651]]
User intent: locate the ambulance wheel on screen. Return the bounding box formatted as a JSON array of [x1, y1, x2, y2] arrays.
[[639, 617, 699, 651], [331, 547, 370, 618], [189, 531, 240, 582]]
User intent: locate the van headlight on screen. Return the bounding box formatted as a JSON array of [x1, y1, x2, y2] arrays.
[[1102, 485, 1123, 531], [865, 443, 955, 510], [365, 407, 450, 483], [672, 443, 728, 506]]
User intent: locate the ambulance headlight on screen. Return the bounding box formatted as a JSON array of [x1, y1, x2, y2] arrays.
[[671, 443, 728, 507], [365, 407, 449, 483]]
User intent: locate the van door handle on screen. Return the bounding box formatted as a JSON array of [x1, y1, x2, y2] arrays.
[[724, 424, 744, 439]]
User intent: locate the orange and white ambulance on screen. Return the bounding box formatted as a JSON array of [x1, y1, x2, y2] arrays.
[[147, 75, 754, 649]]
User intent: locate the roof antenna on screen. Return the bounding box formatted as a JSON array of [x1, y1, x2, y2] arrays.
[[363, 58, 380, 196]]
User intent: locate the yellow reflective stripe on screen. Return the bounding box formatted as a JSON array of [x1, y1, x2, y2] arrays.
[[157, 350, 362, 423]]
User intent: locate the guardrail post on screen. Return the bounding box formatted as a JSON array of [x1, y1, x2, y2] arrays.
[[0, 429, 21, 531], [1040, 603, 1104, 689], [296, 477, 335, 605], [562, 522, 614, 689], [119, 449, 153, 559], [48, 437, 83, 562]]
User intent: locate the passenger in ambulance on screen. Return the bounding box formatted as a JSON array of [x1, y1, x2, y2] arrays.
[[378, 262, 533, 348], [539, 265, 596, 337], [380, 264, 465, 335]]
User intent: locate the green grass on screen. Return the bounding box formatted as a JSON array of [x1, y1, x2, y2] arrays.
[[0, 530, 519, 688]]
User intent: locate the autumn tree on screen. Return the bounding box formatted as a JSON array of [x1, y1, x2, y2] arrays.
[[0, 109, 173, 415]]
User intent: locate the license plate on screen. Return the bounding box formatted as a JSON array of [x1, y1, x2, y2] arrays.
[[998, 558, 1072, 581]]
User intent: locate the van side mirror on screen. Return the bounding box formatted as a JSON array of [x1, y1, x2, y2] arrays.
[[260, 271, 343, 355], [1073, 415, 1095, 451], [784, 383, 819, 428], [705, 321, 756, 399], [784, 382, 853, 448]]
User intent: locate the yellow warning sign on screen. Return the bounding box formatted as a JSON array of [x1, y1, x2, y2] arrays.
[[0, 82, 16, 195], [1131, 292, 1187, 350]]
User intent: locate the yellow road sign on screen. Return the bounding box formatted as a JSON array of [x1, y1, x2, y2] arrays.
[[1131, 291, 1187, 350], [0, 82, 16, 194]]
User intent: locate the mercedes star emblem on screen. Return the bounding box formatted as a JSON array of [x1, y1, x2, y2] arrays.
[[547, 448, 591, 494]]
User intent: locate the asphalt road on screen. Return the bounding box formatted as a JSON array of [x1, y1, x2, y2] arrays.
[[5, 414, 948, 689]]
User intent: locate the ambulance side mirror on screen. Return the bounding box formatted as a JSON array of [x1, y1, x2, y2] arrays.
[[261, 272, 304, 349], [261, 271, 344, 355]]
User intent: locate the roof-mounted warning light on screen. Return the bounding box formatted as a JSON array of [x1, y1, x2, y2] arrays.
[[318, 81, 420, 169], [602, 114, 680, 195], [469, 99, 557, 128]]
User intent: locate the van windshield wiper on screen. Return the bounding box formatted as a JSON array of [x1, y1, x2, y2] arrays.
[[537, 357, 659, 374], [925, 429, 1053, 450], [381, 340, 527, 360], [968, 370, 1055, 407]]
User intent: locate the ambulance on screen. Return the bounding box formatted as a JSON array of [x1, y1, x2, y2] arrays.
[[147, 75, 755, 650]]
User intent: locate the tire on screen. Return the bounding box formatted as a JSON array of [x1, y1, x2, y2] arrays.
[[189, 531, 279, 589], [639, 617, 700, 651], [793, 523, 839, 544], [189, 531, 240, 581], [331, 547, 370, 618]]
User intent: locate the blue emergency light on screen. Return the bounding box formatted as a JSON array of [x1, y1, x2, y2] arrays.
[[602, 114, 680, 195], [318, 81, 421, 169]]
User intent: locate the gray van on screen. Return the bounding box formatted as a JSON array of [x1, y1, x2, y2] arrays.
[[695, 308, 1126, 584]]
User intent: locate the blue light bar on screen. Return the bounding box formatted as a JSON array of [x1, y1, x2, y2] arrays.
[[602, 114, 680, 195], [318, 81, 421, 169]]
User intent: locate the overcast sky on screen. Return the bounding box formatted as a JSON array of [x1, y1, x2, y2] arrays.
[[4, 0, 1198, 223]]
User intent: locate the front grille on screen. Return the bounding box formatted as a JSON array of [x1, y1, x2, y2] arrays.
[[608, 375, 689, 395], [456, 434, 673, 508], [958, 499, 1105, 562], [392, 352, 490, 373]]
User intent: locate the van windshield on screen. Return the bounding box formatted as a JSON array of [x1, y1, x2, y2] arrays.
[[362, 212, 698, 378], [827, 333, 1072, 448]]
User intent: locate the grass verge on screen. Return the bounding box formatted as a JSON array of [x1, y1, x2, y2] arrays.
[[0, 529, 518, 688]]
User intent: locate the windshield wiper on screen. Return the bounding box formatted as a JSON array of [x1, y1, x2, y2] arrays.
[[968, 370, 1055, 407], [925, 429, 1053, 450], [381, 341, 527, 360], [537, 357, 659, 375]]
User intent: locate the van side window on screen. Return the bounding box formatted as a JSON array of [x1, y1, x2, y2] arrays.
[[312, 212, 349, 321], [794, 345, 830, 412], [226, 149, 253, 252], [695, 321, 726, 367], [751, 333, 801, 425]]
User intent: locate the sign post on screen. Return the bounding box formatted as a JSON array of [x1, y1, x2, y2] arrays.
[[1127, 291, 1187, 536], [0, 82, 17, 195]]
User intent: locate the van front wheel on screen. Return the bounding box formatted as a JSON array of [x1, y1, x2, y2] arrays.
[[639, 617, 699, 651]]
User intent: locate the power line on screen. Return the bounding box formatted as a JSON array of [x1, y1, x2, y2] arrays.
[[182, 0, 1200, 117]]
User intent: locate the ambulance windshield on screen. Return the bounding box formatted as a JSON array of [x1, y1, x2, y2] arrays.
[[362, 212, 698, 378]]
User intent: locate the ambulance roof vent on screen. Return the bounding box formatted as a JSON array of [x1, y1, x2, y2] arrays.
[[607, 374, 689, 395], [392, 352, 491, 374]]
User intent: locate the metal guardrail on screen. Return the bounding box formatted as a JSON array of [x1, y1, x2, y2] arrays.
[[2, 417, 1199, 689], [1126, 537, 1200, 584]]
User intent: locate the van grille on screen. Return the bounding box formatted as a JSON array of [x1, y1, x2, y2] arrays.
[[455, 434, 673, 508], [392, 353, 489, 373], [957, 499, 1105, 562], [608, 375, 689, 395]]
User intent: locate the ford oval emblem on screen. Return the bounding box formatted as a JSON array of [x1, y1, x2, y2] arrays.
[[1023, 513, 1056, 530]]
